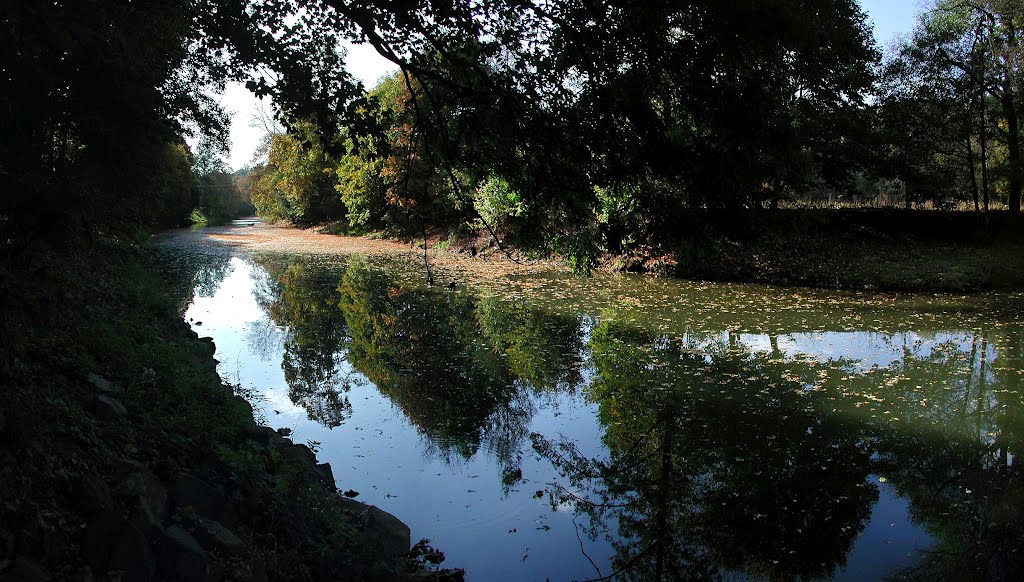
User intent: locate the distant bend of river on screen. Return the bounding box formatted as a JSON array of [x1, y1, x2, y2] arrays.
[[156, 220, 1024, 581]]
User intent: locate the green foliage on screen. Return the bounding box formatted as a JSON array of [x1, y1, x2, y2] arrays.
[[335, 149, 386, 229], [250, 121, 344, 225], [1, 0, 357, 244], [877, 0, 1024, 211], [472, 176, 524, 227]]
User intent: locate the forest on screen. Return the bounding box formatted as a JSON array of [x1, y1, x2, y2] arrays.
[[4, 1, 1024, 269], [4, 1, 1024, 581]]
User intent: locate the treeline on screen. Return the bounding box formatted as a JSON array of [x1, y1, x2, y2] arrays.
[[138, 141, 255, 228], [880, 0, 1024, 212], [239, 0, 1024, 269], [4, 1, 1023, 259], [1, 0, 355, 247]]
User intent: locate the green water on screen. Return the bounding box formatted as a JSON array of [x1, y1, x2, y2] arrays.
[[161, 232, 1024, 580]]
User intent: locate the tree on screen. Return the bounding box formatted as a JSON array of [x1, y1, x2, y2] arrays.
[[1, 0, 359, 244], [249, 120, 345, 224], [881, 0, 1024, 211]]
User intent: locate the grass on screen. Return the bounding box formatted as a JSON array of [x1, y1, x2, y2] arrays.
[[616, 209, 1024, 292]]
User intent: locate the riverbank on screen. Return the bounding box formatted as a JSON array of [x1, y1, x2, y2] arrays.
[[619, 209, 1024, 292], [187, 209, 1024, 293], [0, 239, 461, 581]]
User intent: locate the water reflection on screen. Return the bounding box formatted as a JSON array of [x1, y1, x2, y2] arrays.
[[245, 255, 589, 471], [535, 318, 1024, 580], [169, 247, 1024, 580]]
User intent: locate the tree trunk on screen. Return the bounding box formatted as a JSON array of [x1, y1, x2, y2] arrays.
[[1004, 22, 1021, 213], [967, 110, 981, 212], [981, 93, 991, 212]]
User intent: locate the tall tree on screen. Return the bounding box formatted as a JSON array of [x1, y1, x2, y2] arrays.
[[883, 0, 1023, 211]]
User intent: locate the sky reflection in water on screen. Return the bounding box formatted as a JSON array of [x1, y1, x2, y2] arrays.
[[171, 249, 1024, 581]]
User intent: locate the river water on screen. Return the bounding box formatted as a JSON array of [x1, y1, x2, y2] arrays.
[[158, 223, 1024, 581]]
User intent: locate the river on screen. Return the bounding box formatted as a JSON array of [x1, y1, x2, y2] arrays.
[[157, 220, 1024, 581]]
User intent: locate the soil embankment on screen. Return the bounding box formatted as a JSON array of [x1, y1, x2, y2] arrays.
[[0, 240, 461, 581]]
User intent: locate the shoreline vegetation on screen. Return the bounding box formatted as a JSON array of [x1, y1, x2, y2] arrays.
[[5, 0, 1024, 579], [0, 239, 463, 581], [236, 208, 1024, 294]]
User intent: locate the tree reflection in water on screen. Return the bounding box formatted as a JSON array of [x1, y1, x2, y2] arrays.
[[251, 256, 586, 472], [246, 254, 1024, 580], [535, 319, 1024, 580]]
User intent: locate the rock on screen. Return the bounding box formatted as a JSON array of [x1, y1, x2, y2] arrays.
[[245, 426, 281, 447], [222, 481, 264, 527], [338, 499, 411, 561], [233, 396, 254, 418], [86, 373, 120, 394], [82, 513, 122, 571], [0, 556, 49, 582], [92, 394, 127, 420], [249, 559, 268, 582], [82, 514, 154, 581], [315, 462, 335, 485], [281, 443, 315, 465], [169, 474, 225, 522], [112, 461, 168, 534], [0, 529, 13, 556], [42, 528, 71, 561], [156, 526, 209, 582], [74, 472, 113, 515], [197, 337, 214, 357], [187, 518, 245, 556]]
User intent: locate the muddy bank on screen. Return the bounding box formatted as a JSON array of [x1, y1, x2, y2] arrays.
[[159, 212, 1024, 293], [155, 220, 564, 294]]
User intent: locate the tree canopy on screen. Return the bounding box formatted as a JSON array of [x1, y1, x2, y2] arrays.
[[5, 0, 1021, 260]]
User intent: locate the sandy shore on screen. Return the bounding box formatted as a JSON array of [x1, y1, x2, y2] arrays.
[[155, 219, 561, 280]]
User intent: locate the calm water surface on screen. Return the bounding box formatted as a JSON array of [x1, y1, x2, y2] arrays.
[[159, 229, 1024, 581]]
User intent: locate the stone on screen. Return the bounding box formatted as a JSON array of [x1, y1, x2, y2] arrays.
[[169, 474, 225, 522], [157, 526, 208, 582], [42, 528, 71, 562], [0, 557, 49, 582], [249, 559, 268, 582], [245, 426, 281, 447], [223, 481, 264, 526], [197, 337, 215, 357], [86, 373, 121, 394], [112, 461, 168, 534], [280, 443, 315, 466], [188, 518, 245, 555], [0, 528, 13, 556], [338, 499, 411, 561], [92, 394, 127, 420], [314, 462, 335, 485], [107, 527, 155, 582], [364, 504, 411, 561], [74, 472, 113, 515], [82, 514, 154, 581], [82, 513, 122, 571]]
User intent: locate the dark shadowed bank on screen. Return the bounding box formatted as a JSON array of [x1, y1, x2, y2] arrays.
[[431, 209, 1024, 293], [0, 239, 462, 581]]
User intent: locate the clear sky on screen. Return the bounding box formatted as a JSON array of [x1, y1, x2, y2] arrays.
[[218, 2, 923, 170], [859, 0, 922, 51]]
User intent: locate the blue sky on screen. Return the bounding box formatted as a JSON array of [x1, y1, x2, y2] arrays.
[[859, 0, 922, 50]]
